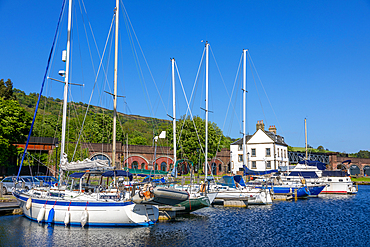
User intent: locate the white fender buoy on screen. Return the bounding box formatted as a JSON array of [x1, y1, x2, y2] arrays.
[[64, 211, 70, 227], [37, 206, 46, 223], [26, 198, 32, 210], [81, 209, 88, 228]]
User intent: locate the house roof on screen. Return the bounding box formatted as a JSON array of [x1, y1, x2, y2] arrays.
[[231, 130, 287, 146]]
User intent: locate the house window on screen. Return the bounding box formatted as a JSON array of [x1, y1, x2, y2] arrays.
[[252, 161, 256, 169], [277, 148, 279, 157], [266, 161, 271, 169], [285, 150, 287, 158], [266, 148, 271, 157], [238, 144, 242, 151], [251, 148, 256, 157], [238, 155, 243, 162]]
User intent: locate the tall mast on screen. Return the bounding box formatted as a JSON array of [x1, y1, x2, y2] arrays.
[[112, 0, 119, 168], [205, 42, 209, 181], [242, 49, 247, 168], [305, 118, 308, 160], [60, 0, 73, 164], [171, 58, 176, 165]]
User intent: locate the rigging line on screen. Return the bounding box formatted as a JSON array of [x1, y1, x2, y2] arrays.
[[248, 53, 284, 136], [248, 53, 267, 124], [121, 0, 168, 115], [72, 14, 115, 158], [122, 12, 160, 137], [122, 10, 153, 115], [213, 53, 244, 157], [16, 0, 67, 180], [175, 63, 205, 155], [176, 50, 205, 148], [210, 46, 241, 127]]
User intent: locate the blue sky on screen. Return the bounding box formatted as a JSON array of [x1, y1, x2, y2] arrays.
[[1, 0, 369, 153]]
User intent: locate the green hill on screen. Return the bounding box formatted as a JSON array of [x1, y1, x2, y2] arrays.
[[14, 89, 171, 147]]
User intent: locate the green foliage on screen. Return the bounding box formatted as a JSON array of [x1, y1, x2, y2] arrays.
[[0, 79, 16, 100], [354, 150, 370, 159], [317, 145, 325, 151], [0, 97, 32, 166], [166, 116, 229, 170]]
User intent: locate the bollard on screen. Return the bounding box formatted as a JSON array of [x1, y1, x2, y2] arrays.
[[294, 189, 297, 201], [0, 182, 3, 197]]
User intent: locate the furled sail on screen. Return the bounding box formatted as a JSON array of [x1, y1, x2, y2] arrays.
[[60, 153, 112, 171]]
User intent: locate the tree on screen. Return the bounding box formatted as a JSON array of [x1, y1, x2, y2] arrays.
[[0, 98, 32, 166], [317, 145, 325, 151], [0, 79, 16, 100], [166, 116, 225, 171]]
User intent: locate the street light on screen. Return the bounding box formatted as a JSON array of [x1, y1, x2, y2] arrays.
[[55, 140, 59, 179]]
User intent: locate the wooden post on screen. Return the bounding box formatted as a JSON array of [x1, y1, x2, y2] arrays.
[[0, 182, 3, 197], [295, 189, 297, 201]]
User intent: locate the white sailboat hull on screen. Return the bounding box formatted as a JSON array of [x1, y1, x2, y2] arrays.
[[14, 191, 158, 227]]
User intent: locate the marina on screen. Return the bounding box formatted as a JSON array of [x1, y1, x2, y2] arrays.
[[1, 185, 369, 246]]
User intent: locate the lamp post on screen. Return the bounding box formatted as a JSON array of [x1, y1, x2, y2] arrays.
[[55, 141, 59, 178]]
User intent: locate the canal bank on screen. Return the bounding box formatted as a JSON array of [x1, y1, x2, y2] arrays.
[[0, 186, 369, 246]]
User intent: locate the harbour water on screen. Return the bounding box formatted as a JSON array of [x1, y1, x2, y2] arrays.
[[1, 186, 369, 246]]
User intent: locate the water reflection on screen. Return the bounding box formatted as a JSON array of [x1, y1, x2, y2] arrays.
[[1, 186, 370, 246]]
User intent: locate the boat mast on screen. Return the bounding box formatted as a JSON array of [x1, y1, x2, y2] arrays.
[[305, 118, 308, 160], [205, 42, 209, 182], [112, 0, 119, 169], [172, 58, 176, 166], [242, 49, 247, 169], [60, 0, 73, 167]]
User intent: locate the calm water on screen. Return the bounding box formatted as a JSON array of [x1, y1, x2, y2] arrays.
[[1, 186, 369, 247]]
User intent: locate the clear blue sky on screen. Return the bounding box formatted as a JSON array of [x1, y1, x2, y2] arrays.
[[1, 0, 369, 153]]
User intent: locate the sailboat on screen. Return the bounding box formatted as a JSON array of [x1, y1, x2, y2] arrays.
[[169, 56, 215, 213], [211, 49, 272, 205], [13, 0, 159, 226], [283, 119, 357, 195]]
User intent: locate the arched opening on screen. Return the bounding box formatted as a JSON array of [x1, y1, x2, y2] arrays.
[[218, 163, 222, 172], [169, 163, 173, 170], [211, 162, 217, 175], [227, 162, 231, 173], [155, 163, 158, 170], [350, 165, 360, 176], [364, 166, 370, 176], [161, 162, 167, 171], [132, 161, 139, 169], [140, 163, 145, 169], [91, 153, 111, 166], [337, 164, 347, 171]]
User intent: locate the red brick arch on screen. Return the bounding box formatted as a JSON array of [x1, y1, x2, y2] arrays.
[[124, 155, 149, 169], [155, 156, 174, 171]]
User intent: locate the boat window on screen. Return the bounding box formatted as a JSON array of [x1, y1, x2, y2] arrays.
[[3, 177, 12, 182], [328, 179, 332, 181], [339, 179, 343, 182]]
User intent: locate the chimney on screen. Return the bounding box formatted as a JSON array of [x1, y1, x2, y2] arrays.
[[269, 125, 277, 134], [256, 120, 265, 131]]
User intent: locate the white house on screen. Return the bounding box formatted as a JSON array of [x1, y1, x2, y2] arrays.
[[230, 120, 289, 174]]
